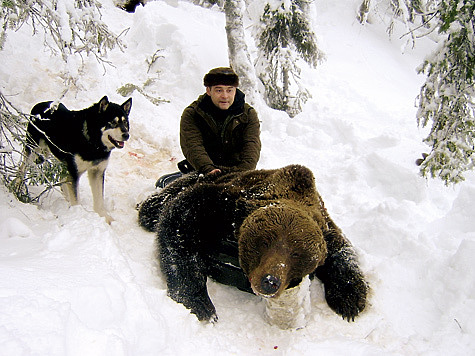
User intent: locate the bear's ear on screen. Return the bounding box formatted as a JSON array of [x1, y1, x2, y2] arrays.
[[282, 165, 315, 194]]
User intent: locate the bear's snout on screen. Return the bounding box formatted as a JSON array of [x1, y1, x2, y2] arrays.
[[248, 251, 290, 298], [261, 274, 281, 295]]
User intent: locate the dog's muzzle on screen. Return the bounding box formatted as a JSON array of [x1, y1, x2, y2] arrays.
[[108, 133, 129, 149]]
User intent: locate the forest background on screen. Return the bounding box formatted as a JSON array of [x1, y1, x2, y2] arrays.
[[0, 0, 474, 355]]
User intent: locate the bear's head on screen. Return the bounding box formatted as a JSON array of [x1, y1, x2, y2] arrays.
[[238, 203, 327, 298]]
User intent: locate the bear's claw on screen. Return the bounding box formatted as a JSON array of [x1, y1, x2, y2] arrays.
[[191, 301, 218, 323], [172, 290, 218, 323]]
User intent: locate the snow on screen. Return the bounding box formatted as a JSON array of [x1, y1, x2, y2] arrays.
[[1, 0, 474, 355]]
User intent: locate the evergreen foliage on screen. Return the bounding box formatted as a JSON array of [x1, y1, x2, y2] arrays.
[[0, 93, 68, 202], [416, 0, 475, 184], [1, 0, 123, 61], [255, 0, 323, 117], [357, 0, 439, 47], [190, 0, 223, 7], [359, 0, 474, 185]]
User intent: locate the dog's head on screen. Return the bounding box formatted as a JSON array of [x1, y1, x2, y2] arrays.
[[96, 96, 132, 150]]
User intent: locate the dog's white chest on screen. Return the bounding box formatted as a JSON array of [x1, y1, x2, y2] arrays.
[[74, 155, 108, 175]]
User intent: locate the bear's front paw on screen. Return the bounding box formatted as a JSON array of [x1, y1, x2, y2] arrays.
[[190, 295, 218, 323], [324, 268, 367, 322], [171, 290, 218, 323]]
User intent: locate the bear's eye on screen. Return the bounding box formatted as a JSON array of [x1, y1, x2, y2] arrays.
[[292, 252, 302, 259]]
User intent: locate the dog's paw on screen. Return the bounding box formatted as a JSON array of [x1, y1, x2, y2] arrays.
[[97, 211, 114, 224]]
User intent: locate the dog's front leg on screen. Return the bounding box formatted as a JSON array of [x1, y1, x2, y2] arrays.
[[61, 179, 79, 205], [88, 161, 113, 224]]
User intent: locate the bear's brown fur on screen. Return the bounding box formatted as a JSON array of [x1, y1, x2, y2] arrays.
[[138, 165, 367, 323], [239, 204, 327, 298]]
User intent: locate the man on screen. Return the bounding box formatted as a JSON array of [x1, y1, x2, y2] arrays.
[[156, 67, 261, 187]]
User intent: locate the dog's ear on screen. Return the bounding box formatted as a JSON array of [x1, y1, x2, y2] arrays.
[[121, 98, 132, 115], [98, 96, 109, 113]]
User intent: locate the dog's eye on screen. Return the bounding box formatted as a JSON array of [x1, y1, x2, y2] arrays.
[[107, 118, 120, 128]]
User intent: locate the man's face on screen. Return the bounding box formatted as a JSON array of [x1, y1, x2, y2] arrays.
[[206, 85, 237, 110]]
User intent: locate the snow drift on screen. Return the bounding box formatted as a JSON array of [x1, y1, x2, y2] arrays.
[[0, 0, 474, 355]]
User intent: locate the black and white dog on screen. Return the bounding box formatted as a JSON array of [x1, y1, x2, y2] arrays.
[[20, 96, 132, 223]]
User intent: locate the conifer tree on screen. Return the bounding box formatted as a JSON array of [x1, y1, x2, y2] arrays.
[[357, 0, 438, 47], [255, 0, 323, 117], [1, 0, 122, 61], [358, 0, 474, 184], [416, 0, 475, 184]]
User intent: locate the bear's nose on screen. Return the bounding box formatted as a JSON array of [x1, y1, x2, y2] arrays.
[[260, 274, 281, 295]]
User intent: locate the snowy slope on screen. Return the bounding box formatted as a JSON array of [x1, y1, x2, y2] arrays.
[[1, 0, 474, 355]]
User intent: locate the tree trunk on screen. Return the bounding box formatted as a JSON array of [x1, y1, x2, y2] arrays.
[[224, 0, 259, 106], [282, 66, 289, 111]]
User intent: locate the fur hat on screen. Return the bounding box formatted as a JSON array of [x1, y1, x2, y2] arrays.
[[203, 67, 239, 87]]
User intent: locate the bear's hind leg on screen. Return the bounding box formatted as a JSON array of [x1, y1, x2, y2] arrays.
[[158, 229, 218, 322], [155, 184, 221, 322], [164, 258, 217, 322]]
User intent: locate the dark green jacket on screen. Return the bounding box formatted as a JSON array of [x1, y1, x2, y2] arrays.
[[180, 89, 261, 174]]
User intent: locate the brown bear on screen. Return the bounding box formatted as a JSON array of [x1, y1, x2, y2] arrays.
[[138, 165, 367, 323]]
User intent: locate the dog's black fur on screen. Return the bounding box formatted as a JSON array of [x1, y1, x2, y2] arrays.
[[21, 96, 132, 223]]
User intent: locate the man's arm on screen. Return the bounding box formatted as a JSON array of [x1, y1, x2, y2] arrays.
[[180, 107, 217, 173], [236, 107, 261, 170]]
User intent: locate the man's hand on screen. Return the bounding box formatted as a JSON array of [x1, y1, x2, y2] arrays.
[[208, 168, 222, 175]]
